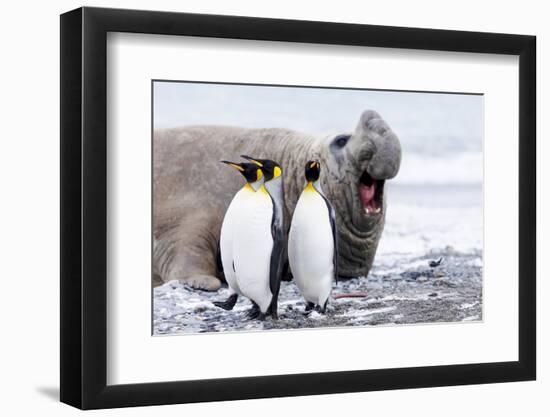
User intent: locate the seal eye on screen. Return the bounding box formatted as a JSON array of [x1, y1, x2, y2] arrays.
[[333, 134, 350, 148]]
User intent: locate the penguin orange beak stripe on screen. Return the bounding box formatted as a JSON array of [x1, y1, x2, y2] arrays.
[[240, 155, 263, 167], [220, 160, 244, 171]]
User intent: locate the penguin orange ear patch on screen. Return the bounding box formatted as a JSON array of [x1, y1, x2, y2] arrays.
[[256, 169, 263, 181]]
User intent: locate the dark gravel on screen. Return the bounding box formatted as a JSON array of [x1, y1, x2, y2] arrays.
[[153, 248, 482, 335]]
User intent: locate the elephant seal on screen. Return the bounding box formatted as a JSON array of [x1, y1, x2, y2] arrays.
[[153, 110, 401, 290]]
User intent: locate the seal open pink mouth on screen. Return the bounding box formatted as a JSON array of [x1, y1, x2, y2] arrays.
[[359, 171, 384, 215]]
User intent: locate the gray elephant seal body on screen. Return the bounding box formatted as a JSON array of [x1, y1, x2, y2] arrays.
[[153, 110, 401, 290]]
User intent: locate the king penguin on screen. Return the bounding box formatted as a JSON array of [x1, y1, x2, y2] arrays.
[[288, 160, 338, 313], [230, 156, 282, 320], [214, 161, 265, 311], [240, 155, 285, 319]]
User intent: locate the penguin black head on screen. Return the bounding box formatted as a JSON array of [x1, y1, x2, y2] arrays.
[[220, 160, 263, 183], [305, 160, 321, 182], [240, 155, 282, 182]]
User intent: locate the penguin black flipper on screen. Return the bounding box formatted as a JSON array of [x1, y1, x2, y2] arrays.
[[319, 193, 339, 285], [268, 233, 284, 318], [268, 196, 285, 318], [330, 204, 339, 285], [216, 240, 224, 275], [213, 293, 238, 311], [269, 230, 284, 294]]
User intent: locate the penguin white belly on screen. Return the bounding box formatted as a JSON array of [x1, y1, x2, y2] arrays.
[[233, 188, 274, 312], [288, 189, 334, 306], [219, 189, 246, 295]]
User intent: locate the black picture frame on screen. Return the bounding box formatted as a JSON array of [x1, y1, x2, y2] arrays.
[[60, 6, 536, 410]]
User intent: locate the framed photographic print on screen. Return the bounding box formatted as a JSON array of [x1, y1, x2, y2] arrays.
[[60, 6, 536, 409]]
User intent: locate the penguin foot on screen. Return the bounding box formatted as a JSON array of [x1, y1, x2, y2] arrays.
[[315, 305, 326, 314], [246, 303, 261, 319], [305, 302, 315, 312], [316, 300, 329, 314], [213, 293, 238, 311]]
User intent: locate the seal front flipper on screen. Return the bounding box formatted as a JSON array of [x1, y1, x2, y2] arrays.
[[213, 293, 238, 310], [153, 211, 222, 291]]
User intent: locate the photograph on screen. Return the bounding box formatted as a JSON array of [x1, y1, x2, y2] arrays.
[[152, 81, 483, 335], [51, 2, 539, 412]]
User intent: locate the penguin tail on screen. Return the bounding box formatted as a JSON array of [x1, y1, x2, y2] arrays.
[[213, 293, 238, 310]]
